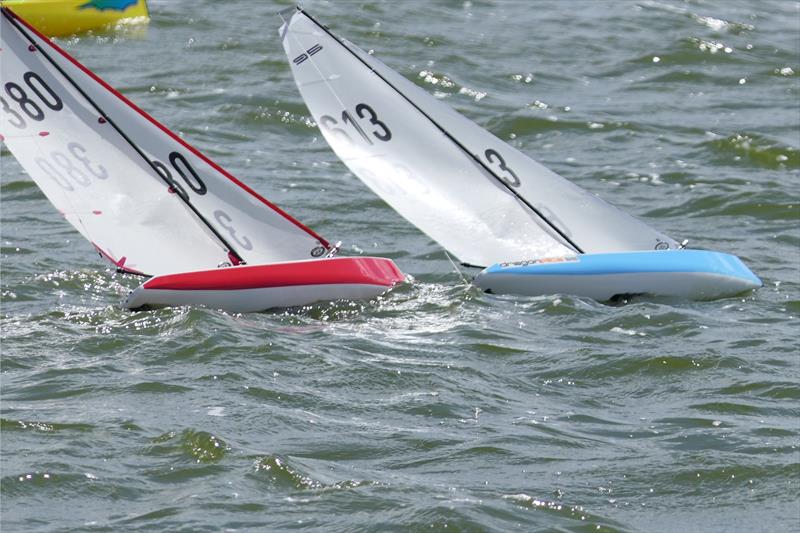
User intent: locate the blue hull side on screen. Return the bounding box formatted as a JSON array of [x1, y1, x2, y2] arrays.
[[473, 250, 761, 300]]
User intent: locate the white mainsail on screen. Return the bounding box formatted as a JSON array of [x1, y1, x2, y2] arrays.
[[1, 8, 329, 276], [280, 7, 678, 267]]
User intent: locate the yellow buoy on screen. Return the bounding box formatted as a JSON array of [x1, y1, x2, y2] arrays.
[[0, 0, 149, 37]]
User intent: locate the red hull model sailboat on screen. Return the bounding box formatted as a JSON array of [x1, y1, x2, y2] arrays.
[[0, 7, 404, 312]]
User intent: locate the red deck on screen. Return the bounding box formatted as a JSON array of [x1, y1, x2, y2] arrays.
[[142, 257, 405, 291]]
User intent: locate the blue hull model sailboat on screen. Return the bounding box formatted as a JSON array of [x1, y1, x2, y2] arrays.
[[278, 6, 760, 301]]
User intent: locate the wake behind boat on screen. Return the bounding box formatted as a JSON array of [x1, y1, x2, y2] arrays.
[[0, 7, 404, 312], [279, 6, 761, 301]]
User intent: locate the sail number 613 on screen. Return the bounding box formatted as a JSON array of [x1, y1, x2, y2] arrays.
[[319, 103, 392, 146]]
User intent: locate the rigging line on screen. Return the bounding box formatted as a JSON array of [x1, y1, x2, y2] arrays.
[[295, 7, 584, 255], [2, 8, 245, 264], [443, 249, 469, 286]]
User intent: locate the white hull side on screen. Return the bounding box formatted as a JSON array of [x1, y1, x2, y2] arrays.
[[125, 283, 392, 313]]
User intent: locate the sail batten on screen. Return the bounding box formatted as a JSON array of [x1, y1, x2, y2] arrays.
[[282, 8, 678, 266]]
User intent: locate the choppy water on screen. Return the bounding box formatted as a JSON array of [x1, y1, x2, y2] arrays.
[[1, 0, 799, 531]]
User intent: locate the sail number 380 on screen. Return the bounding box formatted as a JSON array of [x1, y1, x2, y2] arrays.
[[1, 71, 63, 129], [153, 152, 207, 201], [153, 152, 253, 251]]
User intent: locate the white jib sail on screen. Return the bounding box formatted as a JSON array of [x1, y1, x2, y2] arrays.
[[1, 8, 329, 276], [280, 8, 678, 267]]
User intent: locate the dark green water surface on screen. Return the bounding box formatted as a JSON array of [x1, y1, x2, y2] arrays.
[[1, 1, 799, 531]]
